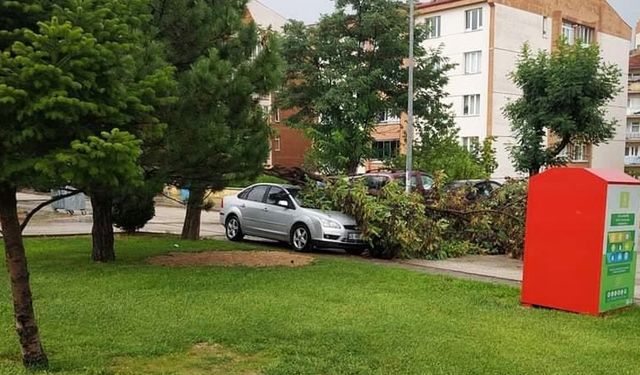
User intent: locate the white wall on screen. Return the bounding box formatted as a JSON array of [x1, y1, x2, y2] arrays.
[[417, 4, 491, 141], [491, 4, 552, 178], [591, 32, 629, 171]]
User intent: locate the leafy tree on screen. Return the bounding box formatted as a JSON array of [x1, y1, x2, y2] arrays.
[[392, 123, 492, 182], [152, 0, 284, 240], [0, 0, 172, 367], [279, 0, 453, 174], [504, 42, 621, 176]]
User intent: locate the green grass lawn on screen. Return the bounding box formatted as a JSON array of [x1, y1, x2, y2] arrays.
[[0, 236, 639, 374]]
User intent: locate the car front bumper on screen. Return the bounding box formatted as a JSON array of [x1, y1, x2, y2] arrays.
[[313, 228, 367, 250]]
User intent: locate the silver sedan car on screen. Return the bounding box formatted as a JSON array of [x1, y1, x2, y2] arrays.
[[219, 183, 366, 254]]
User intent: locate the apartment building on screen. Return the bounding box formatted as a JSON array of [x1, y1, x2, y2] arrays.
[[625, 53, 640, 172], [247, 1, 312, 168], [369, 0, 631, 178]]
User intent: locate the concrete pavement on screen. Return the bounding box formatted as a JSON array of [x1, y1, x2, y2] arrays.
[[403, 255, 640, 301], [16, 191, 225, 237]]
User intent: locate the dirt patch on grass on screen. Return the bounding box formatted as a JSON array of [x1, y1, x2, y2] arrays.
[[112, 342, 269, 375], [149, 251, 314, 268]]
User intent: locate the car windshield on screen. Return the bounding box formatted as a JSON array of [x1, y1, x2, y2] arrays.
[[286, 188, 308, 208]]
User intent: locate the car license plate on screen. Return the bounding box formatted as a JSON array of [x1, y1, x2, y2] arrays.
[[348, 233, 361, 241]]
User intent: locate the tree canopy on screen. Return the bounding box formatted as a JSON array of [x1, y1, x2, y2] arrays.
[[279, 0, 453, 174], [504, 41, 621, 176]]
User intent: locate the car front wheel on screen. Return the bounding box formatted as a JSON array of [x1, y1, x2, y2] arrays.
[[291, 224, 312, 252], [225, 216, 244, 241]]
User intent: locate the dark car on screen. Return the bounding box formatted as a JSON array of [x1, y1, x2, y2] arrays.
[[350, 169, 434, 197], [445, 179, 502, 200]]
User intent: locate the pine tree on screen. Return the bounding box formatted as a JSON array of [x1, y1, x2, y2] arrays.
[[152, 0, 284, 240]]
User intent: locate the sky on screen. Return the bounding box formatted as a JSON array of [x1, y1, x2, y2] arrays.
[[258, 0, 639, 29]]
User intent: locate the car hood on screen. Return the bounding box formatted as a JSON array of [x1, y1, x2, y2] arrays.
[[303, 208, 358, 225]]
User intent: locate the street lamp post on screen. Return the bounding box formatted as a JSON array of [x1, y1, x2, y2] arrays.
[[405, 0, 415, 194]]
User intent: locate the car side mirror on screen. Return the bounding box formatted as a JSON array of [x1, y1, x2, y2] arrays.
[[277, 200, 290, 208]]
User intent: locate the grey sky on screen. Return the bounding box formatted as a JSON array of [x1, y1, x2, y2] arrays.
[[258, 0, 638, 29]]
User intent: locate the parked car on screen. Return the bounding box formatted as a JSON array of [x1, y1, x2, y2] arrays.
[[350, 169, 434, 197], [220, 183, 366, 255], [444, 179, 502, 200]]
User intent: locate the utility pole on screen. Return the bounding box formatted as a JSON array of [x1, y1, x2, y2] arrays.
[[405, 0, 415, 194]]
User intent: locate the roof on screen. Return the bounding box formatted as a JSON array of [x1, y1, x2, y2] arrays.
[[246, 0, 287, 32], [535, 168, 640, 185], [417, 0, 467, 10]]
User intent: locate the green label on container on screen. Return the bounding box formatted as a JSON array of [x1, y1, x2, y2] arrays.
[[600, 185, 639, 313], [611, 213, 635, 227]]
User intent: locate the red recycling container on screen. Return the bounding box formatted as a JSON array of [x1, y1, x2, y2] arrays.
[[522, 168, 639, 315]]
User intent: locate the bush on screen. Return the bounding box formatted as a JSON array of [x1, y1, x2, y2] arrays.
[[112, 188, 156, 234]]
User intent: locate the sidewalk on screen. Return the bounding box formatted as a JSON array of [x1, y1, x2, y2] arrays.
[[16, 192, 225, 238], [402, 255, 640, 301]]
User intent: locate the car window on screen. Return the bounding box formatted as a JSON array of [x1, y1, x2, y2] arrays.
[[421, 175, 434, 190], [266, 186, 289, 205], [238, 188, 250, 200], [367, 176, 389, 190], [246, 185, 268, 203], [397, 176, 417, 189]]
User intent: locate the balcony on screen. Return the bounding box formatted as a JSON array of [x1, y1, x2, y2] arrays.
[[627, 132, 640, 141], [624, 156, 640, 166], [629, 81, 640, 94], [627, 109, 640, 117]]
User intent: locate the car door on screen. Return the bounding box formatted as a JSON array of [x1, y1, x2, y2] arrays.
[[241, 185, 269, 235], [260, 186, 297, 241]]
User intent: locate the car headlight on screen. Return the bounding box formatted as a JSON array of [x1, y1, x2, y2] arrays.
[[320, 218, 342, 229]]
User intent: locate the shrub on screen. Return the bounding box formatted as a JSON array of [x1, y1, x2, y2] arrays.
[[112, 188, 156, 234]]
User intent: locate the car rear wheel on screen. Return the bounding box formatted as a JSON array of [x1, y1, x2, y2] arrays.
[[291, 224, 312, 252], [225, 216, 244, 241]]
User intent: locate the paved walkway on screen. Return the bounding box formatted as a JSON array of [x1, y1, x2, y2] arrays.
[[402, 255, 640, 301], [16, 192, 224, 237]]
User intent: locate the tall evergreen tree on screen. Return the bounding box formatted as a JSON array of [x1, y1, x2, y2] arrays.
[[152, 0, 283, 240], [279, 0, 453, 174], [0, 0, 173, 367]]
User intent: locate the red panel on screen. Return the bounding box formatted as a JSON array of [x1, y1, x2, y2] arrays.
[[522, 168, 608, 315]]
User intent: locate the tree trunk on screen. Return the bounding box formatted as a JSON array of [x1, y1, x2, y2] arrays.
[[181, 186, 205, 240], [347, 158, 360, 175], [0, 184, 48, 369], [90, 192, 115, 262]]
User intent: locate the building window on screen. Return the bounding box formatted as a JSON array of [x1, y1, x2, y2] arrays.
[[562, 22, 594, 45], [629, 122, 640, 134], [425, 16, 441, 39], [626, 146, 639, 157], [463, 94, 481, 116], [464, 51, 481, 74], [567, 142, 588, 162], [274, 108, 281, 122], [542, 16, 549, 39], [372, 140, 400, 160], [274, 136, 281, 152], [465, 8, 483, 31], [461, 136, 479, 152], [377, 111, 400, 124]]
